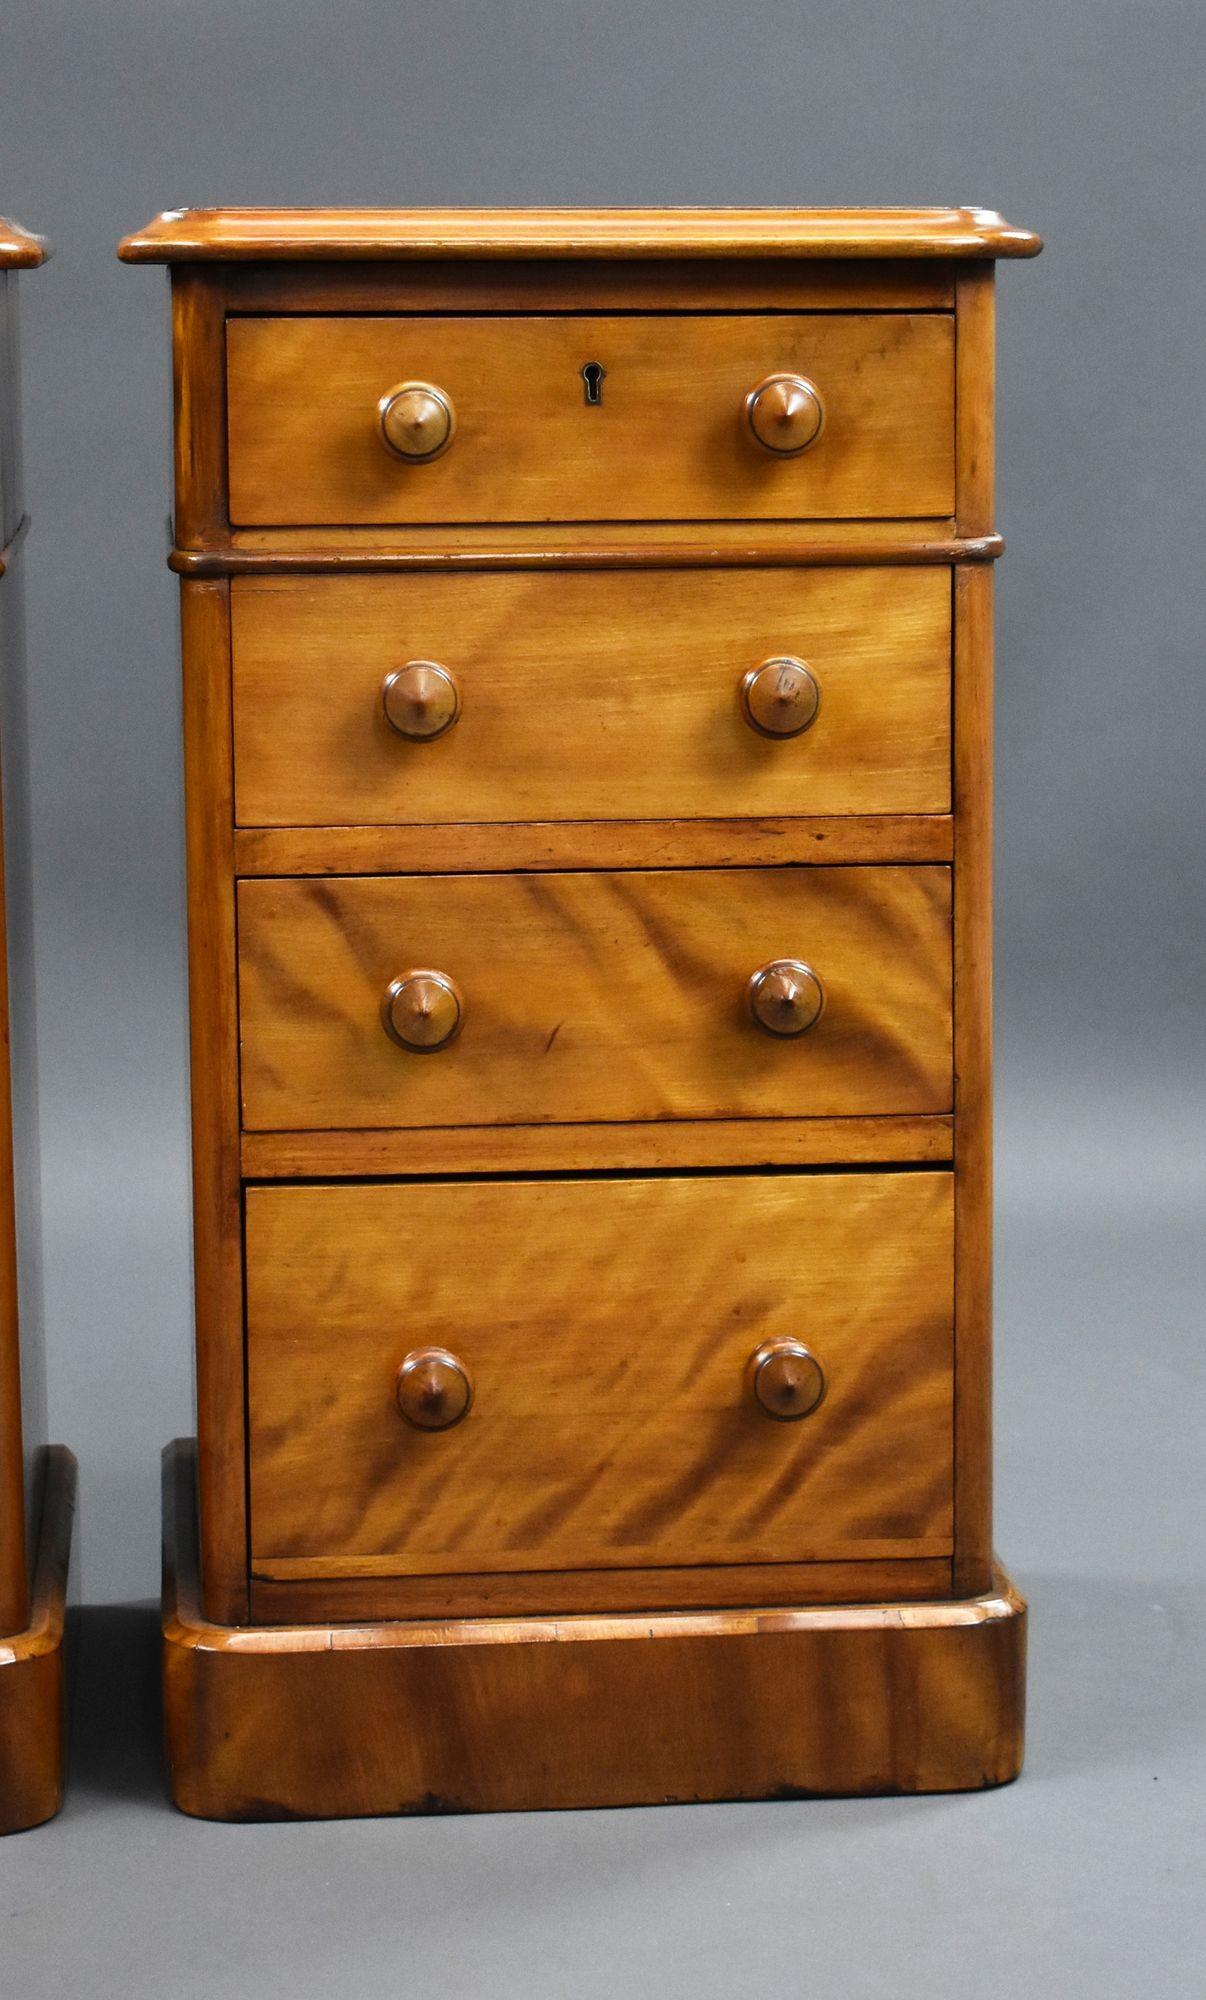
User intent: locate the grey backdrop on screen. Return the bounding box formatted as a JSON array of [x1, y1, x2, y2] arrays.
[[2, 3, 1203, 1993]]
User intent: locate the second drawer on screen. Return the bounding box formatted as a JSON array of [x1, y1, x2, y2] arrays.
[[237, 865, 952, 1130], [230, 567, 952, 828]]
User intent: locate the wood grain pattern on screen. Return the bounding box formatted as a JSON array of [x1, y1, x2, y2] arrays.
[[0, 266, 47, 1639], [226, 313, 955, 526], [953, 561, 995, 1595], [955, 265, 996, 538], [136, 211, 1037, 1803], [0, 641, 26, 1632], [950, 261, 997, 1593], [219, 256, 958, 312], [246, 1173, 954, 1592], [0, 1446, 74, 1835], [231, 568, 952, 827], [179, 581, 247, 1624], [171, 269, 228, 549], [237, 865, 953, 1131], [240, 1113, 953, 1178], [234, 817, 954, 879], [0, 221, 47, 270], [121, 206, 1042, 262], [181, 520, 1003, 573], [249, 1556, 955, 1624], [164, 1440, 1025, 1819]]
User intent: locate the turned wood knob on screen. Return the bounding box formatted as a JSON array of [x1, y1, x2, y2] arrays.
[[746, 1338, 826, 1421], [396, 1347, 473, 1430], [740, 656, 821, 738], [379, 380, 456, 461], [382, 969, 463, 1052], [747, 959, 824, 1037], [744, 373, 824, 456], [383, 661, 461, 741]]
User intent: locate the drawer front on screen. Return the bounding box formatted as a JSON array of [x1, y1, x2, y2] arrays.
[[246, 1172, 954, 1578], [226, 313, 954, 526], [237, 865, 952, 1130], [231, 568, 952, 827]]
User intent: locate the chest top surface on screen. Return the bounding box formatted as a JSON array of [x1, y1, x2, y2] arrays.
[[0, 219, 47, 270], [119, 205, 1041, 263]]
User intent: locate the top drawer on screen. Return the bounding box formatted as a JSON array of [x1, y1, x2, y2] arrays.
[[225, 313, 955, 527]]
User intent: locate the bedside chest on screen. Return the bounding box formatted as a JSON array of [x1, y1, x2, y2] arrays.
[[0, 217, 75, 1836], [120, 206, 1040, 1819]]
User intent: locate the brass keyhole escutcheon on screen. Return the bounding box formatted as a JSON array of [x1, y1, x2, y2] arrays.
[[581, 361, 606, 405]]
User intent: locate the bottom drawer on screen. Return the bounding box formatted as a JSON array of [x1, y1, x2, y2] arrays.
[[246, 1171, 954, 1608]]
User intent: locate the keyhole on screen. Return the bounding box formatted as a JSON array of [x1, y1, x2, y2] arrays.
[[581, 361, 606, 405]]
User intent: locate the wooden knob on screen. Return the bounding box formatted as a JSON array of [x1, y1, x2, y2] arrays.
[[382, 970, 463, 1053], [744, 373, 824, 456], [396, 1347, 473, 1431], [383, 661, 461, 741], [747, 959, 824, 1037], [379, 381, 456, 461], [741, 657, 820, 738], [746, 1339, 825, 1421]]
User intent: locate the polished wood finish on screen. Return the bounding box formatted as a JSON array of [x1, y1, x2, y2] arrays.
[[231, 569, 951, 827], [745, 372, 824, 455], [234, 815, 954, 876], [379, 380, 456, 462], [249, 1553, 955, 1623], [745, 1338, 826, 1421], [182, 522, 1003, 574], [381, 659, 460, 742], [179, 582, 247, 1624], [0, 277, 35, 1637], [0, 221, 48, 270], [395, 1348, 474, 1432], [163, 1441, 1025, 1818], [747, 957, 825, 1037], [0, 234, 71, 1826], [0, 1447, 75, 1835], [217, 256, 961, 312], [246, 1173, 954, 1592], [740, 655, 821, 738], [131, 206, 1035, 1813], [227, 313, 954, 527], [237, 866, 952, 1133], [240, 1113, 953, 1178], [381, 968, 463, 1053], [121, 205, 1042, 262]]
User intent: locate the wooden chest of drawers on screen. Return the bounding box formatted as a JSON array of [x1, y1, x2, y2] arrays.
[[0, 217, 74, 1836], [121, 205, 1040, 1818]]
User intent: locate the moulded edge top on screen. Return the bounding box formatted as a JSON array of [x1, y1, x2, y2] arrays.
[[0, 218, 49, 268], [117, 205, 1042, 264]]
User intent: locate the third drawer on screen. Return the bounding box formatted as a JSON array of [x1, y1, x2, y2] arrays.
[[237, 864, 952, 1131]]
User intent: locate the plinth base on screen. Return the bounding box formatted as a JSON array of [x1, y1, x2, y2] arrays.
[[163, 1440, 1025, 1820], [0, 1447, 77, 1834]]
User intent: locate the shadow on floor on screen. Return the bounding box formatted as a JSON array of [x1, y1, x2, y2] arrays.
[[67, 1601, 165, 1807]]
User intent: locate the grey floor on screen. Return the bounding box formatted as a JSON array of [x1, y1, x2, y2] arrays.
[[5, 1145, 1204, 1998]]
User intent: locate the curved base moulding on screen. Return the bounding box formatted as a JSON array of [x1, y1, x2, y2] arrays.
[[0, 1447, 77, 1834], [163, 1441, 1025, 1820]]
